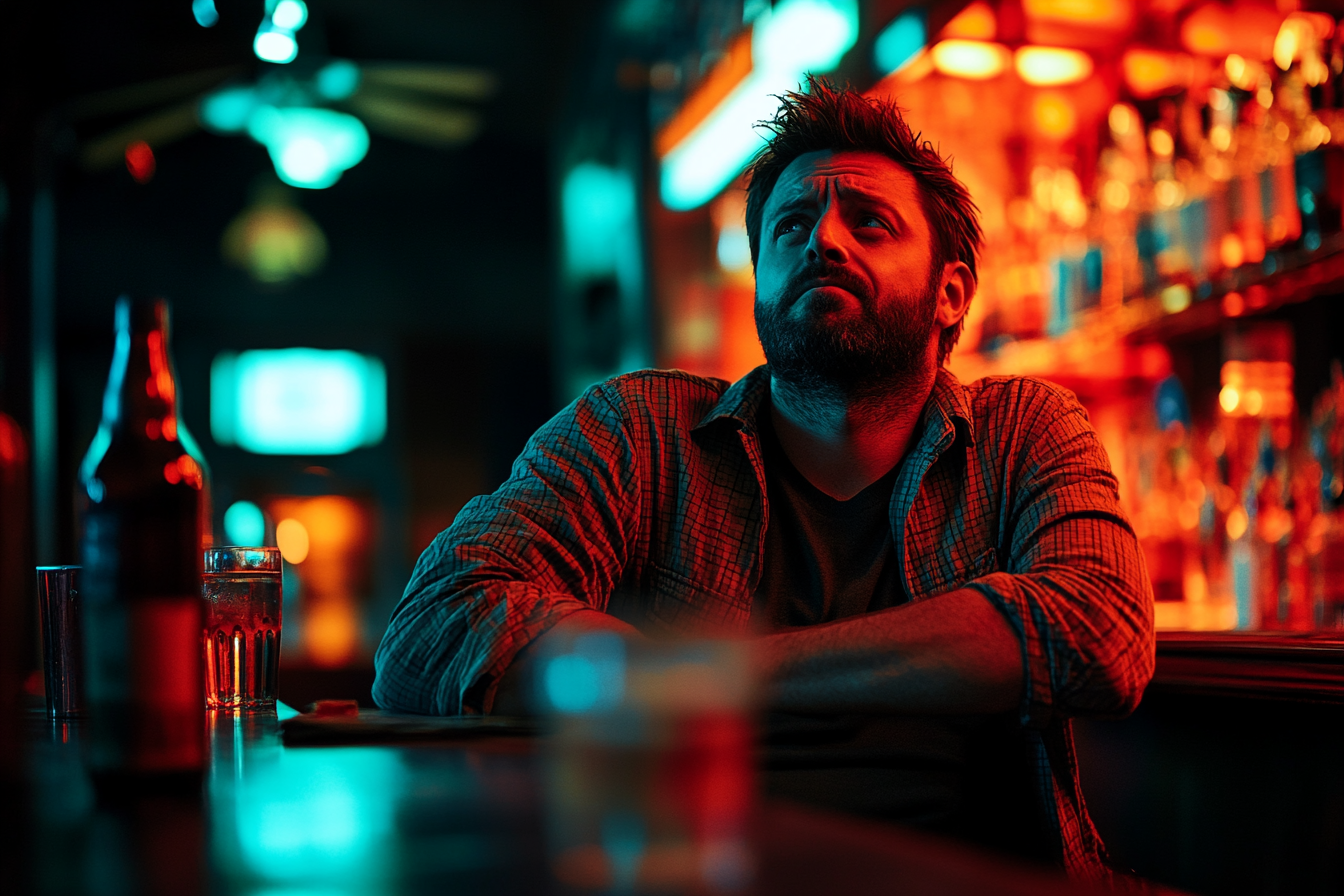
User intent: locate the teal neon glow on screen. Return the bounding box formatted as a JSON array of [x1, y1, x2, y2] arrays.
[[716, 223, 753, 271], [233, 749, 404, 887], [660, 0, 858, 211], [543, 633, 625, 714], [192, 0, 219, 27], [246, 106, 369, 189], [562, 163, 637, 279], [874, 8, 927, 76], [315, 60, 361, 100], [270, 0, 307, 30], [199, 88, 257, 132], [211, 349, 386, 455], [224, 501, 266, 546], [254, 26, 298, 64]]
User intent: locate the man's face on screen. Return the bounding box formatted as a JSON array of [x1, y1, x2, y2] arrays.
[[754, 149, 942, 394]]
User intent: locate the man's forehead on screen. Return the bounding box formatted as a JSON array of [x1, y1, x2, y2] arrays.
[[767, 150, 920, 207]]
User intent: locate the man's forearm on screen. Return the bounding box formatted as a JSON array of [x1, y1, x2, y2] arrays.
[[754, 588, 1022, 714]]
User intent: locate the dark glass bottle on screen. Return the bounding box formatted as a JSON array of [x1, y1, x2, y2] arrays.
[[78, 296, 211, 785]]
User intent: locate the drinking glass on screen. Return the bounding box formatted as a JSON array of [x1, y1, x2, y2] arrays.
[[36, 566, 84, 718], [203, 547, 282, 709]]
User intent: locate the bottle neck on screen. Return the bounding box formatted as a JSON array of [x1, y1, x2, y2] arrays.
[[101, 297, 181, 441]]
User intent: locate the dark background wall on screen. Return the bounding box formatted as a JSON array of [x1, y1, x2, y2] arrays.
[[0, 0, 602, 665]]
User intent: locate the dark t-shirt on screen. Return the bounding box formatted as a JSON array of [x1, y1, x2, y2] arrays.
[[753, 410, 1045, 858]]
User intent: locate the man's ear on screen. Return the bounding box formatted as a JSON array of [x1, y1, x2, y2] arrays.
[[936, 260, 975, 330]]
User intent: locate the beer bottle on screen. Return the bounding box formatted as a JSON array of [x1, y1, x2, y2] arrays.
[[78, 296, 211, 787]]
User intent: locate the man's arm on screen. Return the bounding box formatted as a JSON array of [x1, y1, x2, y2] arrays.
[[373, 383, 641, 716], [754, 588, 1021, 714], [761, 380, 1154, 725]]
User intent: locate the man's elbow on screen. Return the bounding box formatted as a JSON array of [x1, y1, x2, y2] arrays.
[[1083, 643, 1155, 719]]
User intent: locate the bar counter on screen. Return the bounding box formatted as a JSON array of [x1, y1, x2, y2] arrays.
[[1075, 630, 1344, 895], [24, 705, 1126, 896]]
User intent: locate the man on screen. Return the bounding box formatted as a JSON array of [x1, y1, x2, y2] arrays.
[[375, 79, 1154, 881]]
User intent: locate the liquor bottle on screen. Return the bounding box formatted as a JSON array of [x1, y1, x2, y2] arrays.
[[77, 296, 211, 786]]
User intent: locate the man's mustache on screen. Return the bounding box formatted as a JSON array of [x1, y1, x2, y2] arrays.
[[782, 264, 873, 308]]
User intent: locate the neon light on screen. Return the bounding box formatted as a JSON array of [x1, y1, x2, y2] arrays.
[[200, 88, 257, 132], [562, 163, 637, 279], [1015, 46, 1093, 86], [931, 39, 1009, 80], [659, 0, 859, 211], [316, 60, 361, 101], [254, 27, 298, 64], [271, 0, 308, 31], [192, 0, 219, 27], [247, 107, 369, 189], [224, 501, 266, 546], [124, 141, 156, 184], [873, 8, 927, 76], [210, 349, 386, 455], [717, 224, 752, 271]]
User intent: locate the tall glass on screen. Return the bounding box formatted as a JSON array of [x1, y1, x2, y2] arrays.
[[203, 547, 282, 709]]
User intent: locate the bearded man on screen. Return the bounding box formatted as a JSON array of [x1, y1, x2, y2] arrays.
[[374, 79, 1155, 881]]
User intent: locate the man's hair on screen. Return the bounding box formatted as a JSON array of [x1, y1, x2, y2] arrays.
[[744, 77, 983, 365]]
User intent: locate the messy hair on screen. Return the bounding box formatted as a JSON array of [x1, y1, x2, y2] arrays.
[[745, 77, 983, 365]]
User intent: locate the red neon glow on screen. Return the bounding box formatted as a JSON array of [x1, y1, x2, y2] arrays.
[[125, 140, 156, 184]]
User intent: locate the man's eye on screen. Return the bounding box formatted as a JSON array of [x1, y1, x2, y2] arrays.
[[859, 215, 887, 229], [775, 217, 805, 237]]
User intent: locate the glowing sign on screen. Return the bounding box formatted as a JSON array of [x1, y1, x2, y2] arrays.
[[211, 349, 386, 455], [659, 0, 859, 211], [562, 163, 637, 279], [874, 8, 927, 76]]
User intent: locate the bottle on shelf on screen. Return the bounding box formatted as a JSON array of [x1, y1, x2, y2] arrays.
[[77, 296, 211, 787]]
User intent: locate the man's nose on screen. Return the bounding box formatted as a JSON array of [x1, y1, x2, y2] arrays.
[[805, 207, 849, 265]]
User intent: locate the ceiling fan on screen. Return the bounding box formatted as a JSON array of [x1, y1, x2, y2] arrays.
[[69, 0, 497, 188]]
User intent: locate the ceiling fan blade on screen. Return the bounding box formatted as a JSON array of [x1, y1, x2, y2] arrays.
[[68, 65, 244, 122], [358, 64, 496, 101], [80, 101, 202, 171], [347, 92, 481, 148]]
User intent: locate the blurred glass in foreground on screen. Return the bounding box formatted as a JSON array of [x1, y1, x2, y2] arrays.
[[539, 633, 755, 894]]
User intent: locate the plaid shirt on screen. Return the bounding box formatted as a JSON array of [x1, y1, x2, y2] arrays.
[[374, 365, 1155, 881]]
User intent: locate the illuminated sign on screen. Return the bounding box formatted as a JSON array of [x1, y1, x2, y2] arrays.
[[658, 0, 859, 211], [211, 349, 386, 455]]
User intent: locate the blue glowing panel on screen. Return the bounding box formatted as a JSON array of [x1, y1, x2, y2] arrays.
[[874, 8, 927, 76], [211, 349, 386, 455]]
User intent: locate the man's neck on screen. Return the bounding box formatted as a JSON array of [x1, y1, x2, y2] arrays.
[[768, 369, 937, 501]]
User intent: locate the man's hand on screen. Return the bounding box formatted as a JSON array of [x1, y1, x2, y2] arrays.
[[490, 609, 646, 715], [753, 588, 1022, 714]]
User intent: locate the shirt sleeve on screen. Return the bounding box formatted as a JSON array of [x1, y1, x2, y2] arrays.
[[964, 381, 1155, 729], [372, 382, 641, 715]]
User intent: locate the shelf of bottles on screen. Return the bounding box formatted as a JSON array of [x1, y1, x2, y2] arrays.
[[855, 0, 1344, 632], [650, 0, 1344, 633]]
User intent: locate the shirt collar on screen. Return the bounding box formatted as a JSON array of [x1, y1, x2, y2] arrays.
[[695, 364, 974, 448], [694, 365, 772, 432]]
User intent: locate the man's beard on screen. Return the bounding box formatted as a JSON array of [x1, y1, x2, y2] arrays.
[[754, 262, 940, 399]]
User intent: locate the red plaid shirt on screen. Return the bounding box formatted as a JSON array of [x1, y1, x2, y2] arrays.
[[375, 365, 1155, 881]]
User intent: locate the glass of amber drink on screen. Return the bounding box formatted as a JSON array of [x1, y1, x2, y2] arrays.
[[203, 547, 282, 709]]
